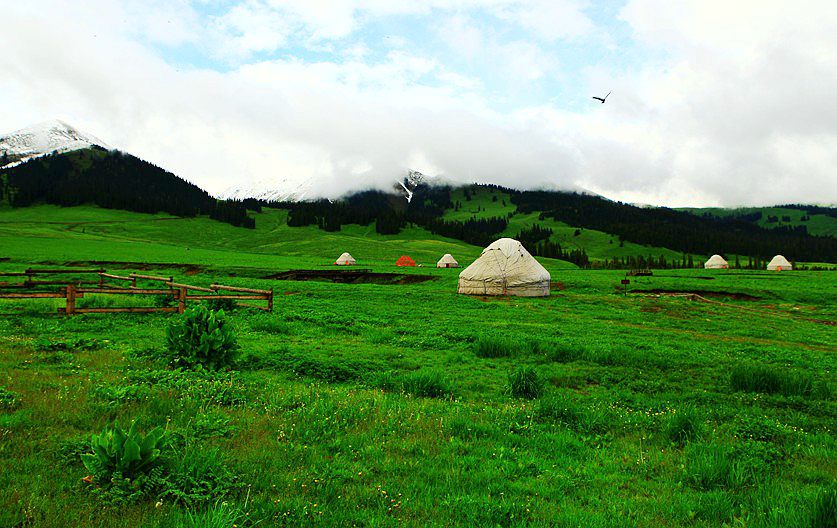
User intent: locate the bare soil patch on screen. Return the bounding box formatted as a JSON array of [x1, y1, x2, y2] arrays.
[[264, 269, 437, 285]]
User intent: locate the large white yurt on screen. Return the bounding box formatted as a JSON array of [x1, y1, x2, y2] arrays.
[[436, 254, 459, 268], [766, 255, 792, 271], [334, 252, 356, 266], [704, 254, 729, 269], [457, 238, 550, 297]]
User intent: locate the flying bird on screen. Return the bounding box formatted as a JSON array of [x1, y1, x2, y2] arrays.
[[592, 91, 611, 104]]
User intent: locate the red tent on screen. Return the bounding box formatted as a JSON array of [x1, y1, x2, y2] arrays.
[[395, 255, 416, 267]]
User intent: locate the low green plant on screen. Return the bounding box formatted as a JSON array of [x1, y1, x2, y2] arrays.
[[0, 387, 20, 411], [508, 366, 544, 399], [664, 405, 703, 446], [206, 297, 238, 313], [177, 501, 244, 528], [401, 369, 453, 398], [730, 364, 815, 397], [475, 336, 515, 358], [811, 487, 836, 528], [165, 305, 239, 369], [82, 421, 167, 483], [159, 446, 240, 506]]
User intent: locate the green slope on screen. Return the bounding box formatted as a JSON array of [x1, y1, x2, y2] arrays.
[[680, 206, 837, 237], [443, 187, 701, 263]]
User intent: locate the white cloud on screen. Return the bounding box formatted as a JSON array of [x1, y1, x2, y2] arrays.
[[1, 0, 835, 207]]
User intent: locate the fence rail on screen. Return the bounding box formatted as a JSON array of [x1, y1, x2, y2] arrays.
[[0, 268, 273, 315]]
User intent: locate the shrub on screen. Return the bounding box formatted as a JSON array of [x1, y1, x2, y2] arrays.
[[508, 366, 544, 399], [206, 297, 237, 313], [82, 421, 167, 484], [730, 364, 815, 397], [166, 305, 239, 369], [664, 405, 703, 446], [811, 487, 836, 528]]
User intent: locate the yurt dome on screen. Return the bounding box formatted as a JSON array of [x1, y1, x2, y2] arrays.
[[766, 255, 792, 271], [395, 255, 416, 267], [457, 238, 550, 297], [704, 254, 729, 269], [335, 252, 356, 265], [436, 254, 459, 268]]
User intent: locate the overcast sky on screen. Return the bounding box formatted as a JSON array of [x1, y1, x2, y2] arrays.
[[2, 0, 836, 206]]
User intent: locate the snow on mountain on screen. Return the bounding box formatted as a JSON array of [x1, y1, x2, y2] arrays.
[[221, 177, 314, 203], [0, 120, 111, 168]]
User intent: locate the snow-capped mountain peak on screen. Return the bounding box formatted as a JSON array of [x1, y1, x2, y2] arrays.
[[0, 119, 111, 168]]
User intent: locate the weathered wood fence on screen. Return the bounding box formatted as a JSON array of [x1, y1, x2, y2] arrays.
[[0, 268, 272, 315]]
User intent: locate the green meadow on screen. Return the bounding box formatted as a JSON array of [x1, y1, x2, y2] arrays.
[[0, 205, 835, 527]]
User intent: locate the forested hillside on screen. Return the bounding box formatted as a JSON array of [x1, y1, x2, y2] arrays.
[[0, 148, 254, 228], [272, 184, 836, 266]]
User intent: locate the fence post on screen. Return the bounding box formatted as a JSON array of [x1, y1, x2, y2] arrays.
[[178, 287, 187, 314], [268, 289, 274, 312], [66, 284, 76, 316]]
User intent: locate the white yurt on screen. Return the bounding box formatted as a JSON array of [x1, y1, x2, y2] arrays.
[[766, 255, 792, 271], [704, 254, 729, 269], [458, 238, 550, 297], [334, 252, 356, 266], [436, 254, 459, 268]]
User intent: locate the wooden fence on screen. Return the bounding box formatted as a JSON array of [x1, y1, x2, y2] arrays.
[[0, 268, 272, 315]]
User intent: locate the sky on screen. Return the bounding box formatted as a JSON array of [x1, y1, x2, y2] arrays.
[[1, 0, 836, 206]]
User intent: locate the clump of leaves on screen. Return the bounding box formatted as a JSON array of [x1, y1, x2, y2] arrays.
[[206, 297, 238, 313], [82, 422, 167, 483], [0, 387, 20, 411], [508, 366, 544, 399], [166, 305, 239, 369]]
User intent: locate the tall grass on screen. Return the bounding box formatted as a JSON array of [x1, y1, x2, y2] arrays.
[[730, 364, 817, 397], [508, 366, 544, 399]]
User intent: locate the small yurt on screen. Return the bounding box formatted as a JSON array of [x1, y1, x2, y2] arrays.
[[458, 238, 550, 297], [436, 254, 459, 268], [767, 255, 792, 271], [395, 255, 416, 267], [704, 254, 729, 269], [335, 252, 356, 266]]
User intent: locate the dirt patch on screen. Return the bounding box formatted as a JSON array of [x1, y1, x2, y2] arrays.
[[264, 269, 437, 285], [550, 281, 566, 291], [59, 260, 205, 275], [636, 289, 761, 301]]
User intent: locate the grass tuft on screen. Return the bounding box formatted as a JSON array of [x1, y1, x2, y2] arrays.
[[730, 364, 816, 397], [508, 366, 544, 399]]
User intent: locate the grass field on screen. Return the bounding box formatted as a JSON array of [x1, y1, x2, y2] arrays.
[[0, 206, 835, 527]]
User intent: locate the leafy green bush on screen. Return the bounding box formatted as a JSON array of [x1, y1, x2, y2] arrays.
[[730, 364, 815, 397], [206, 297, 238, 313], [664, 405, 703, 446], [0, 387, 20, 411], [508, 366, 544, 399], [166, 305, 239, 369], [82, 421, 167, 484]]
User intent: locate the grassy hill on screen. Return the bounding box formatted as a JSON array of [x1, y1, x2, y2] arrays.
[[680, 206, 837, 238], [0, 204, 835, 526]]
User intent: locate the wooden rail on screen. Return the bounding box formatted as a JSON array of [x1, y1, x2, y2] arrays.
[[0, 268, 273, 315]]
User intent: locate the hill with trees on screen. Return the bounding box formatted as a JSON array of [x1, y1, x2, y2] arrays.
[[0, 148, 254, 228]]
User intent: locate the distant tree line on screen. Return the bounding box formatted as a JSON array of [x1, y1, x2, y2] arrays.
[[0, 149, 254, 228], [508, 190, 836, 263]]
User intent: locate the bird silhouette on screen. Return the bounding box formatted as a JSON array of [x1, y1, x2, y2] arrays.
[[592, 91, 611, 104]]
